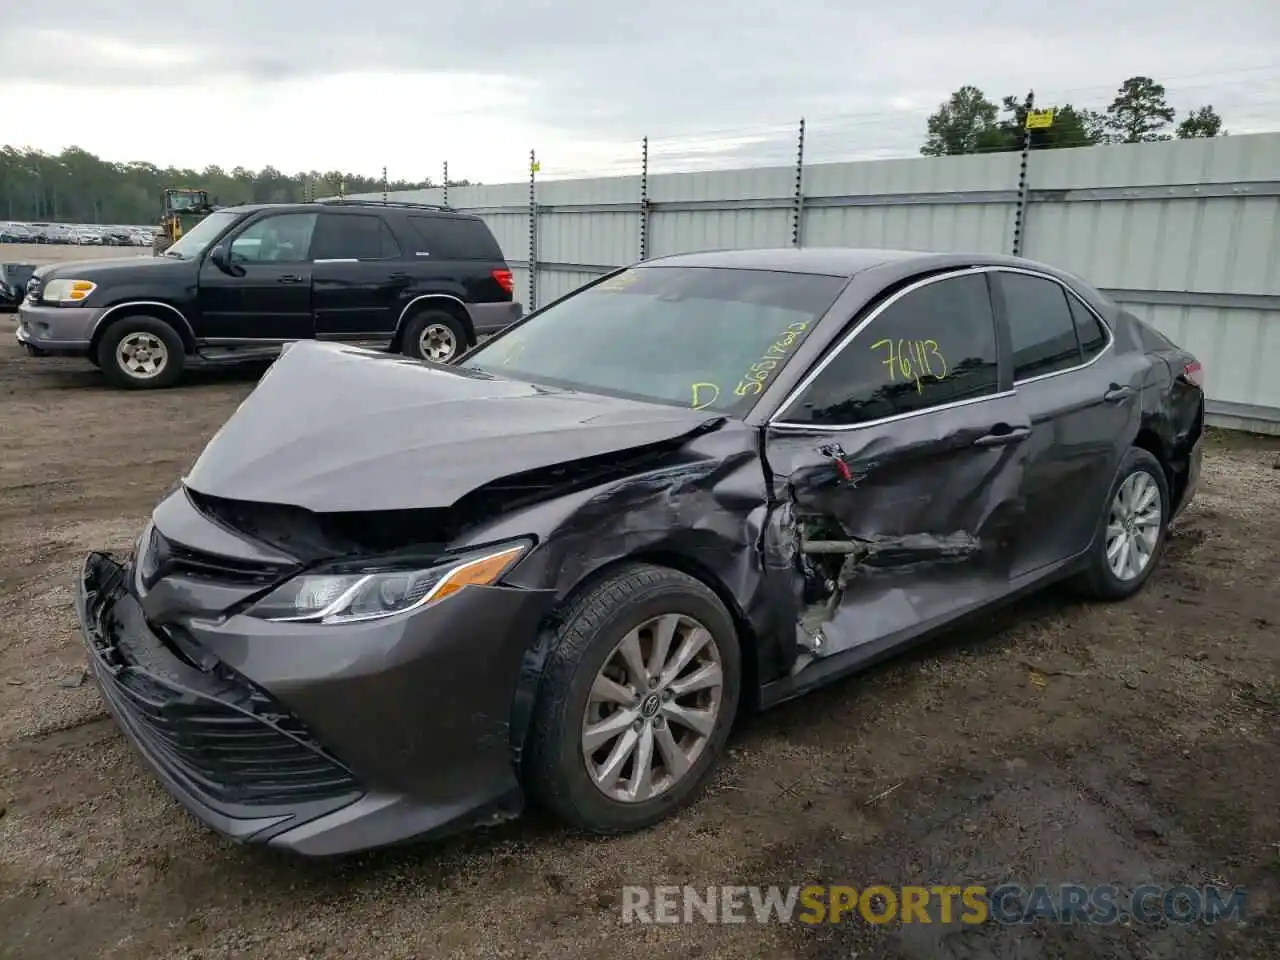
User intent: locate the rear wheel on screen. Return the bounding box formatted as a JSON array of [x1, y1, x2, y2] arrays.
[[401, 309, 467, 364], [97, 317, 185, 390], [1076, 447, 1170, 600], [525, 564, 741, 834]]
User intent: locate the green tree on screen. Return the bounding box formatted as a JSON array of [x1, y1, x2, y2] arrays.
[[996, 97, 1100, 150], [1177, 105, 1225, 138], [1104, 76, 1176, 143], [920, 86, 1005, 156], [0, 145, 446, 225]]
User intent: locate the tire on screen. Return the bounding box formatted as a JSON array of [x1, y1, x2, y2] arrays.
[[1075, 447, 1170, 601], [97, 316, 185, 390], [400, 309, 467, 364], [524, 563, 742, 834]]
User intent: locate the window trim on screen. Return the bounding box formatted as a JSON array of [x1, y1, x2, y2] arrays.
[[768, 265, 1115, 434], [769, 266, 1006, 433], [993, 267, 1115, 387]]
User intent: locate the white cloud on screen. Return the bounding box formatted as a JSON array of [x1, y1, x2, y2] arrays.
[[1, 0, 1276, 183]]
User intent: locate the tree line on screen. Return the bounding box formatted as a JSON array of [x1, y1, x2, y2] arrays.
[[921, 76, 1225, 157], [0, 147, 475, 226]]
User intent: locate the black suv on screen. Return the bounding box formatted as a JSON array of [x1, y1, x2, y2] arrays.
[[14, 199, 521, 388]]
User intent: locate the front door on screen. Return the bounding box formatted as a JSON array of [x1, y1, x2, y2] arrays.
[[309, 211, 407, 341], [197, 211, 317, 341], [763, 270, 1029, 665], [990, 269, 1142, 579]]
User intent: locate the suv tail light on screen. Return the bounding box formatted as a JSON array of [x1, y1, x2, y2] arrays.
[[491, 268, 514, 295], [1182, 359, 1204, 388]]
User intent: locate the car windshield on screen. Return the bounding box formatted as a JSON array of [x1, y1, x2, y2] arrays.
[[163, 210, 240, 259], [463, 266, 845, 417]]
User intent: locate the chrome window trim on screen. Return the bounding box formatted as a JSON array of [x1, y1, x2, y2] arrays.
[[768, 264, 1116, 432], [996, 266, 1116, 387]]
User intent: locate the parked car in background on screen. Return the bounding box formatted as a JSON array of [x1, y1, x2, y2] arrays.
[[15, 199, 522, 388], [74, 247, 1204, 855], [0, 263, 36, 311], [1, 223, 35, 243]]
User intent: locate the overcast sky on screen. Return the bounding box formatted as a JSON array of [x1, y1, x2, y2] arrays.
[[2, 0, 1277, 184]]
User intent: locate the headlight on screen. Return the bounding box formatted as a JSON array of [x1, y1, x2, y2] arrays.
[[42, 278, 97, 305], [245, 542, 529, 624]]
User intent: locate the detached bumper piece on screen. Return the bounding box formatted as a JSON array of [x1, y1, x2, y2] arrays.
[[74, 552, 363, 841]]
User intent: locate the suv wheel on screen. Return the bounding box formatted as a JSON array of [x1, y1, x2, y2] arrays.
[[402, 309, 467, 364], [524, 564, 741, 834], [98, 317, 185, 390]]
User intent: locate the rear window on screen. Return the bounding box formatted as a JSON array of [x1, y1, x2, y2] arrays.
[[408, 215, 503, 260], [464, 266, 846, 417]]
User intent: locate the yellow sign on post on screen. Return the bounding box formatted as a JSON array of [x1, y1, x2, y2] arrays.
[[1025, 109, 1055, 130], [531, 161, 541, 173]]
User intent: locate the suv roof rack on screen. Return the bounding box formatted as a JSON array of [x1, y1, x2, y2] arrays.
[[315, 198, 457, 213]]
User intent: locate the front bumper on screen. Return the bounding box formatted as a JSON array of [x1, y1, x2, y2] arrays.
[[15, 302, 99, 355], [74, 550, 555, 855]]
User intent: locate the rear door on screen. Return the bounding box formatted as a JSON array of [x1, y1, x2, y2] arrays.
[[991, 268, 1140, 579], [197, 211, 317, 341], [404, 214, 511, 309], [310, 212, 406, 342], [763, 269, 1029, 662]]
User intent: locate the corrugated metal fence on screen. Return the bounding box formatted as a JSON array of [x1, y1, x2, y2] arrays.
[[347, 132, 1280, 433]]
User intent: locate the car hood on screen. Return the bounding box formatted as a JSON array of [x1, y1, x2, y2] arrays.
[[41, 256, 184, 281], [183, 340, 724, 513]]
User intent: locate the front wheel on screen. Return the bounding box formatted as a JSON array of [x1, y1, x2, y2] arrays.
[[524, 564, 741, 834], [1075, 446, 1170, 600], [97, 317, 185, 389]]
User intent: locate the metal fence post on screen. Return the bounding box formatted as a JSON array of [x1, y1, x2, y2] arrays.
[[528, 149, 539, 311], [443, 161, 449, 208], [1011, 91, 1034, 256], [792, 118, 806, 247], [639, 136, 650, 261]]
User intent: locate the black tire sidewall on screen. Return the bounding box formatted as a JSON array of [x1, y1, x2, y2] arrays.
[[1087, 448, 1171, 599], [97, 317, 185, 389], [401, 310, 466, 363], [528, 566, 742, 833]]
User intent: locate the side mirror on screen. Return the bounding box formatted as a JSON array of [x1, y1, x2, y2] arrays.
[[209, 244, 233, 273]]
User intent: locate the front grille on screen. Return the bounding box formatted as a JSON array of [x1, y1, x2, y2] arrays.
[[102, 667, 360, 808], [143, 527, 294, 588], [166, 539, 292, 586]]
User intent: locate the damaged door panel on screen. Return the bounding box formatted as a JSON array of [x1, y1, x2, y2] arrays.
[[757, 269, 1029, 688]]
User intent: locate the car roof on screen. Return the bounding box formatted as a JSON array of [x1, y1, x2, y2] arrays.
[[637, 246, 1075, 283], [217, 201, 484, 222]]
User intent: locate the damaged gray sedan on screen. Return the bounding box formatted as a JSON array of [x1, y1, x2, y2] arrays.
[[75, 247, 1206, 855]]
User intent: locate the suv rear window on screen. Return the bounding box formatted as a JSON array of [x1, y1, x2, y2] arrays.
[[408, 215, 503, 260]]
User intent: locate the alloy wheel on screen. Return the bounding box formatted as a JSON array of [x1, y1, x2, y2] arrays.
[[419, 323, 458, 362], [116, 332, 169, 379], [581, 613, 725, 803], [1105, 470, 1163, 581]]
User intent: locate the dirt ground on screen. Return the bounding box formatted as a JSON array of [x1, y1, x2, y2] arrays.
[[1, 291, 1278, 958]]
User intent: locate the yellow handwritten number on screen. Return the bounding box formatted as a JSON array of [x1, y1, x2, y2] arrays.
[[924, 339, 948, 378], [691, 382, 720, 410]]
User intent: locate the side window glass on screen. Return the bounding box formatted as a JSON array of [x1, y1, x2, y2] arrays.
[[229, 213, 317, 264], [378, 220, 402, 259], [408, 215, 502, 259], [1068, 295, 1109, 360], [311, 214, 397, 260], [998, 272, 1082, 380], [783, 273, 1000, 427]]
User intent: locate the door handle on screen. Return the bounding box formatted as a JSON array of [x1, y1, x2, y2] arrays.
[[277, 274, 303, 284], [1104, 384, 1136, 403], [972, 425, 1031, 447]]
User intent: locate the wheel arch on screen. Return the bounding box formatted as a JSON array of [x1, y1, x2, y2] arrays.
[[507, 550, 761, 769], [391, 294, 476, 350], [90, 301, 196, 356]]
